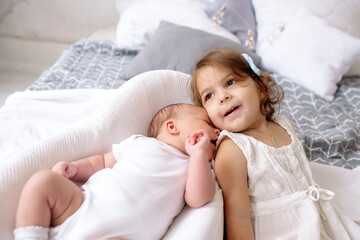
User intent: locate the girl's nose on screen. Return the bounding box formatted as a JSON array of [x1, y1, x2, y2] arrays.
[[219, 91, 230, 103]]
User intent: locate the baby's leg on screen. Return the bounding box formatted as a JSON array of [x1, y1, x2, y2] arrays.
[[16, 170, 83, 228]]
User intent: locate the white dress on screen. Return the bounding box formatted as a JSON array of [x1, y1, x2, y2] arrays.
[[51, 135, 189, 240], [218, 116, 360, 240]]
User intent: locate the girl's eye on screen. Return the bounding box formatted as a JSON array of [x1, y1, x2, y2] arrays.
[[204, 93, 214, 101], [226, 79, 235, 87]]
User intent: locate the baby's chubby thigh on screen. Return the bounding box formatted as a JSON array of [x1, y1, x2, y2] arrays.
[[17, 170, 83, 227]]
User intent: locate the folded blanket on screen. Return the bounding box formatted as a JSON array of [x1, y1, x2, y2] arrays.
[[0, 70, 224, 240]]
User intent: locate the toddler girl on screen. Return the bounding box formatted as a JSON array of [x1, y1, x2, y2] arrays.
[[190, 48, 360, 239]]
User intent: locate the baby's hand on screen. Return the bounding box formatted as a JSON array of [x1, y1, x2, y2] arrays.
[[52, 161, 77, 179], [185, 129, 210, 157]]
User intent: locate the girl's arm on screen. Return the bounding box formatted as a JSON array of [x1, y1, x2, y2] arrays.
[[52, 151, 117, 182], [215, 137, 254, 240], [184, 130, 216, 208]]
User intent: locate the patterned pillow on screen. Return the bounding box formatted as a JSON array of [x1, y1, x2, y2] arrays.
[[205, 0, 257, 51]]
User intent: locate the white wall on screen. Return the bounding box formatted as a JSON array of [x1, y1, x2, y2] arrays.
[[0, 0, 119, 75], [0, 0, 119, 43]]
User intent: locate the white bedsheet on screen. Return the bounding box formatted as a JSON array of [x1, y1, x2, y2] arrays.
[[0, 70, 359, 239], [0, 89, 116, 161]]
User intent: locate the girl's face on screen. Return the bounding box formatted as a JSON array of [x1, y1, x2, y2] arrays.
[[196, 65, 265, 132]]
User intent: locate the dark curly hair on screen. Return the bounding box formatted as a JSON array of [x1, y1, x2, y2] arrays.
[[190, 48, 284, 121]]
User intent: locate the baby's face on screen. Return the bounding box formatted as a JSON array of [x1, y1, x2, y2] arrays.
[[178, 105, 220, 158]]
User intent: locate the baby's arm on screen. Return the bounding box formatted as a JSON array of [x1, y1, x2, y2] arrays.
[[215, 137, 254, 240], [52, 151, 116, 182], [184, 130, 216, 208]]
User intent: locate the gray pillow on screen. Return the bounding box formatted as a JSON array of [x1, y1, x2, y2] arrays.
[[123, 21, 261, 79], [205, 0, 257, 51]]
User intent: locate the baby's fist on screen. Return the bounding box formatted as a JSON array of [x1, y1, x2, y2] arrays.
[[185, 130, 210, 155], [52, 161, 77, 179]]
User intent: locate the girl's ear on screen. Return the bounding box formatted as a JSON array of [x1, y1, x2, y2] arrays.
[[258, 87, 266, 100], [166, 120, 180, 135], [260, 90, 266, 100]]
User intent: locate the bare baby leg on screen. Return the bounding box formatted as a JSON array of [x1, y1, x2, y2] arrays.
[[16, 170, 83, 228]]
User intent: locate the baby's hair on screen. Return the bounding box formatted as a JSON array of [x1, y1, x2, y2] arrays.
[[147, 103, 184, 138], [190, 48, 284, 121]]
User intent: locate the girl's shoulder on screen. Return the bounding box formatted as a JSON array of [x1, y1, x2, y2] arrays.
[[273, 115, 294, 131], [272, 115, 298, 145], [216, 130, 241, 148], [216, 130, 252, 157], [215, 132, 248, 171]]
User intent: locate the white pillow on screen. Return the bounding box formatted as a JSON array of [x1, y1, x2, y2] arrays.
[[300, 0, 360, 38], [163, 184, 224, 240], [253, 0, 360, 101], [302, 0, 360, 77], [115, 0, 240, 50]]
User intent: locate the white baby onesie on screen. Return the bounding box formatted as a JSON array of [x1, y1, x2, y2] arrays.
[[51, 135, 189, 240]]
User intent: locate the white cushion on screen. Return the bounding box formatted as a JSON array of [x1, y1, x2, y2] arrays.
[[253, 0, 360, 101], [115, 0, 239, 50]]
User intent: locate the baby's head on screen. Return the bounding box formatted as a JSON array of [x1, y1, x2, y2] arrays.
[[148, 103, 183, 138], [148, 103, 219, 158], [190, 48, 284, 131]]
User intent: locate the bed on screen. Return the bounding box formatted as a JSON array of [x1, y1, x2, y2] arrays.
[[1, 0, 360, 239]]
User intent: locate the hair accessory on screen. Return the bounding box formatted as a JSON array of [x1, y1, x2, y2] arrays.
[[241, 53, 261, 76]]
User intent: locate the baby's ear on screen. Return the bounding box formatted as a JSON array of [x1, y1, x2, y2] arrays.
[[166, 120, 180, 135]]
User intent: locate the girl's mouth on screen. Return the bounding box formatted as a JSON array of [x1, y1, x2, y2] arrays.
[[224, 106, 239, 117]]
